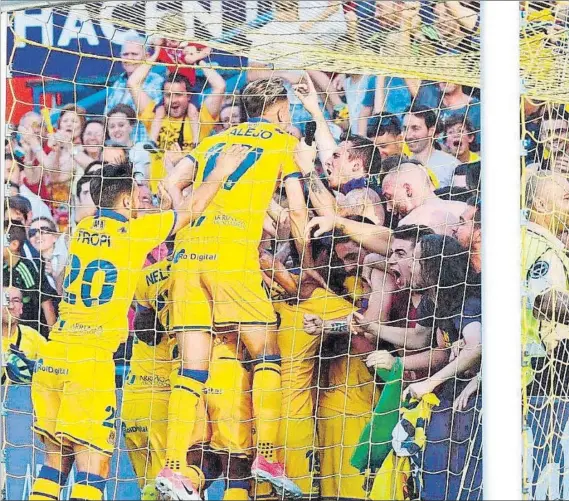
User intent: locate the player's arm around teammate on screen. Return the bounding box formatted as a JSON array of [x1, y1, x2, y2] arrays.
[[165, 144, 251, 233]]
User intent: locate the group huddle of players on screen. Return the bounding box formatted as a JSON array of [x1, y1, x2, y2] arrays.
[[27, 77, 404, 501]]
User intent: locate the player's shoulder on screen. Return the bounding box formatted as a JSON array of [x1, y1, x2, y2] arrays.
[[19, 324, 46, 344]]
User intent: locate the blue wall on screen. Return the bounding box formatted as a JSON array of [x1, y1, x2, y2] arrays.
[[2, 385, 224, 500]]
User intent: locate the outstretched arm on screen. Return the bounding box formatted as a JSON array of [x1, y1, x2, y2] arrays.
[[306, 215, 392, 255]]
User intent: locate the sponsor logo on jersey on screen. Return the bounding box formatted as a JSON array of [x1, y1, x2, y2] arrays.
[[122, 423, 149, 434], [213, 214, 246, 229], [35, 359, 69, 376], [530, 260, 550, 279], [173, 249, 217, 263]]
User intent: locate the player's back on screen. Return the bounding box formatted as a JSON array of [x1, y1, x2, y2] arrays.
[[319, 354, 378, 416], [187, 120, 300, 245], [275, 288, 355, 417], [51, 209, 176, 352]]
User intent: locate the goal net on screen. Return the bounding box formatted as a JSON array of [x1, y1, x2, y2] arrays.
[[521, 2, 569, 499], [2, 1, 481, 500]]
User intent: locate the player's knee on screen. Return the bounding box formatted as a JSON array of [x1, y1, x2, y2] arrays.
[[244, 337, 280, 359], [74, 450, 111, 478]]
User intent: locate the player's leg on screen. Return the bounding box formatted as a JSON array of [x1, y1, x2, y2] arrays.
[[68, 447, 111, 500], [277, 416, 320, 498], [55, 348, 116, 500], [163, 330, 211, 466], [239, 323, 282, 463], [206, 346, 253, 500], [317, 407, 368, 500], [122, 396, 152, 488], [211, 270, 301, 497], [30, 342, 73, 500], [29, 439, 73, 500], [160, 265, 213, 497], [222, 454, 251, 501]]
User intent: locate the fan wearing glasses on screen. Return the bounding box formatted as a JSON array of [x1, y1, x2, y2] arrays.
[[28, 217, 61, 292]]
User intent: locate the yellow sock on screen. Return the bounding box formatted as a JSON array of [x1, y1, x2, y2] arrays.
[[30, 466, 67, 500], [30, 478, 61, 500], [224, 487, 250, 500], [69, 483, 103, 501], [165, 373, 204, 471], [250, 480, 274, 500], [186, 465, 206, 492], [253, 360, 282, 462], [70, 472, 105, 501]]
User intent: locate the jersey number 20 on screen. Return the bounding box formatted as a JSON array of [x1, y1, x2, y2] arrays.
[[62, 254, 118, 307]]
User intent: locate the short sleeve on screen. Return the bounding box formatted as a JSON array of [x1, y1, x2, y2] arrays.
[[138, 101, 157, 133], [130, 211, 177, 253], [526, 249, 569, 308], [145, 74, 165, 107], [281, 135, 302, 181], [197, 105, 218, 142]]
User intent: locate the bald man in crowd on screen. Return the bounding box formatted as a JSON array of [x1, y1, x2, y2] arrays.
[[382, 160, 466, 235]]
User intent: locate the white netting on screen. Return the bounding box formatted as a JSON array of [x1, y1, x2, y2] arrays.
[[521, 2, 569, 499], [2, 2, 481, 500]]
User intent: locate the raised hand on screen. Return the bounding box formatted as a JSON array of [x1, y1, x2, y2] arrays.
[[215, 144, 250, 177], [292, 73, 321, 116]]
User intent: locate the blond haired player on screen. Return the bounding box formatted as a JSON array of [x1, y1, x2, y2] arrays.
[[29, 149, 245, 501], [158, 77, 308, 499]]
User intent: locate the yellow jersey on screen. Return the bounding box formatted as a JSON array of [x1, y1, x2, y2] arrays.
[[274, 288, 356, 418], [51, 209, 176, 352], [2, 324, 46, 361], [134, 259, 172, 331], [319, 354, 378, 416], [140, 103, 217, 192], [181, 119, 301, 247], [126, 334, 177, 394]]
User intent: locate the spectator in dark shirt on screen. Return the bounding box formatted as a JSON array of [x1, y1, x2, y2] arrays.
[[3, 222, 57, 338], [454, 196, 482, 277], [5, 195, 41, 266], [367, 114, 405, 160]]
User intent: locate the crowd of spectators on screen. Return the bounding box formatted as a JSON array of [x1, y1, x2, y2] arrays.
[[3, 1, 482, 500]]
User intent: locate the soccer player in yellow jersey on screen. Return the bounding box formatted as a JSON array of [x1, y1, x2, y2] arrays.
[[316, 335, 379, 500], [122, 258, 176, 489], [158, 77, 308, 499], [127, 259, 255, 501], [523, 172, 569, 389], [29, 149, 245, 501]]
